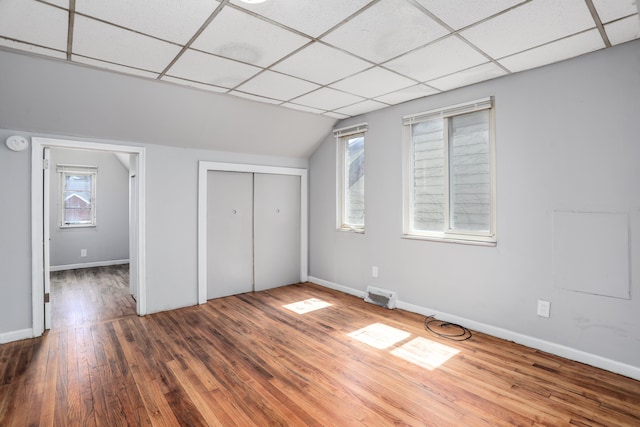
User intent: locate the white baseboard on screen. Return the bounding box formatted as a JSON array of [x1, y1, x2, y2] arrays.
[[50, 259, 129, 272], [307, 276, 640, 381], [0, 328, 34, 344]]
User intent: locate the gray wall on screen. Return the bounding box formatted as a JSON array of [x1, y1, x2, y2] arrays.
[[49, 148, 129, 267], [0, 49, 310, 336], [309, 40, 640, 370]]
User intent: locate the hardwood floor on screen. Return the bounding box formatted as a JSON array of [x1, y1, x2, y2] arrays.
[[50, 265, 136, 330], [1, 270, 639, 426]]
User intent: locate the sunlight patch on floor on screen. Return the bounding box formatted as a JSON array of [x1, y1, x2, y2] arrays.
[[348, 323, 411, 350], [283, 298, 332, 314], [391, 337, 460, 370]]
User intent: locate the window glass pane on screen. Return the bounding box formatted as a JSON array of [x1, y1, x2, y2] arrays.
[[412, 119, 444, 231], [344, 135, 364, 227], [63, 174, 93, 224], [449, 110, 490, 231]]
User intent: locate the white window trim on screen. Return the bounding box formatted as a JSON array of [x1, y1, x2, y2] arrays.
[[402, 97, 496, 245], [335, 123, 367, 233], [57, 164, 98, 228]]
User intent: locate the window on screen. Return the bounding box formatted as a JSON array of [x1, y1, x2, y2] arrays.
[[58, 164, 97, 227], [403, 98, 496, 244], [335, 123, 367, 232]]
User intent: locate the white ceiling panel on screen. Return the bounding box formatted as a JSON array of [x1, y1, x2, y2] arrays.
[[42, 0, 70, 8], [228, 91, 282, 104], [73, 55, 160, 79], [73, 16, 182, 72], [427, 62, 507, 91], [460, 0, 595, 59], [334, 100, 388, 116], [292, 87, 365, 111], [0, 0, 67, 51], [0, 39, 66, 59], [192, 7, 309, 67], [324, 111, 350, 119], [415, 0, 525, 30], [322, 0, 448, 63], [272, 43, 371, 85], [592, 0, 638, 23], [235, 70, 320, 101], [498, 30, 605, 73], [229, 0, 372, 37], [166, 49, 261, 88], [282, 103, 326, 114], [373, 84, 439, 105], [330, 67, 416, 99], [605, 14, 640, 45], [162, 76, 228, 93], [75, 0, 220, 44], [385, 36, 487, 82]]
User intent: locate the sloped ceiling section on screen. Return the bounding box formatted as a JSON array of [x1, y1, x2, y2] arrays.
[[0, 0, 638, 120]]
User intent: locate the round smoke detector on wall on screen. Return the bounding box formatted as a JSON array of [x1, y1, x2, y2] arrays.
[[5, 135, 30, 152]]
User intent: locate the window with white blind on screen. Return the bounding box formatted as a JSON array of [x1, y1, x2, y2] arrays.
[[335, 123, 367, 232], [58, 164, 98, 227], [403, 98, 496, 244]]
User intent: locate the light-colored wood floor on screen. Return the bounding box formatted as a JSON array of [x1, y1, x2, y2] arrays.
[[0, 266, 639, 426]]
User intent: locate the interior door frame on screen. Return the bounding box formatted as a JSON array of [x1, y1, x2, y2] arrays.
[[31, 137, 146, 337], [198, 161, 308, 304]]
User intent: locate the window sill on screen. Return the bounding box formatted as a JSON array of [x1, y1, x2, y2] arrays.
[[337, 227, 365, 234], [60, 224, 97, 229], [401, 234, 496, 247]]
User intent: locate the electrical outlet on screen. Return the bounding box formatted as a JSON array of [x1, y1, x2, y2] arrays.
[[81, 249, 87, 257], [372, 266, 379, 278], [537, 300, 550, 318]]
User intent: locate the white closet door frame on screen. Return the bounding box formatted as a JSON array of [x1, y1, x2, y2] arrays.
[[197, 161, 308, 304]]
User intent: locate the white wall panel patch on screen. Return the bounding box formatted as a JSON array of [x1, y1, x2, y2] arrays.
[[552, 211, 630, 299]]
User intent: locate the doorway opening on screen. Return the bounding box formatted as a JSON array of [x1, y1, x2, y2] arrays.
[[31, 137, 146, 337]]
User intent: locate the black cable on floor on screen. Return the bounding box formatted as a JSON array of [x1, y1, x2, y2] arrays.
[[425, 317, 472, 341]]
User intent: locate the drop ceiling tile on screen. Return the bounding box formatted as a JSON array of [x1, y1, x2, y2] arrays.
[[229, 91, 282, 104], [384, 35, 487, 82], [229, 0, 372, 37], [75, 0, 220, 44], [324, 111, 350, 119], [292, 88, 365, 111], [0, 39, 66, 59], [192, 7, 309, 67], [460, 0, 595, 59], [72, 55, 160, 79], [427, 62, 507, 91], [272, 43, 372, 85], [73, 16, 182, 73], [373, 84, 439, 105], [161, 76, 228, 93], [329, 67, 416, 99], [498, 29, 605, 72], [0, 0, 67, 51], [415, 0, 524, 30], [235, 70, 320, 101], [42, 0, 69, 8], [166, 49, 261, 89], [322, 0, 449, 63], [605, 14, 640, 45], [592, 0, 638, 23], [282, 103, 326, 114], [333, 100, 388, 116]]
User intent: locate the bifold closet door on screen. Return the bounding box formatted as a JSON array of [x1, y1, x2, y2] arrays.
[[254, 173, 301, 291], [207, 171, 253, 299]]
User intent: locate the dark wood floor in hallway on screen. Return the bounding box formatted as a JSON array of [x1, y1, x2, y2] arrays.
[[0, 266, 639, 426]]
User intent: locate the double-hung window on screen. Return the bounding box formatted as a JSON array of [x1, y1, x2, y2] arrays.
[[403, 98, 496, 244], [58, 164, 98, 227], [335, 123, 367, 232]]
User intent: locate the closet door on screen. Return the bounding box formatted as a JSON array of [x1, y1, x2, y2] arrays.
[[253, 173, 301, 291], [207, 171, 254, 299]]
